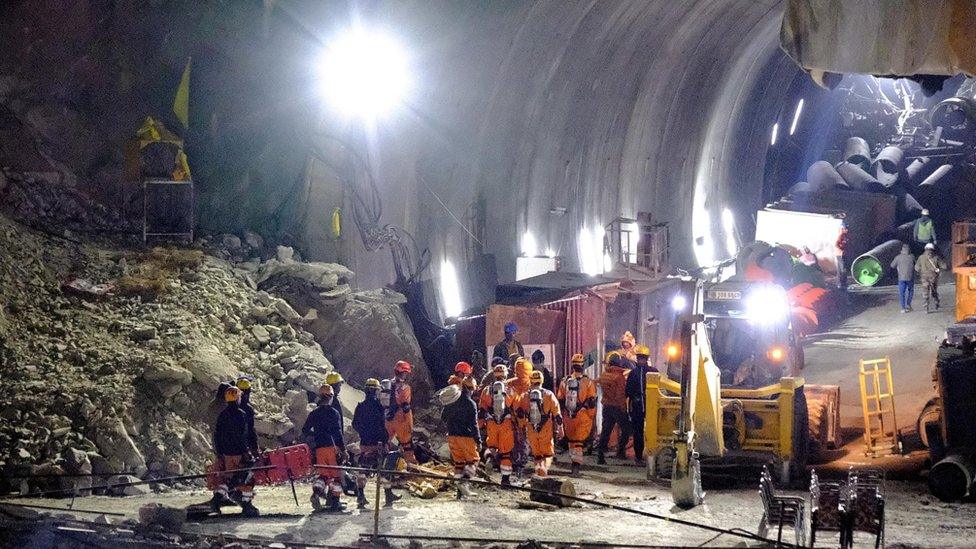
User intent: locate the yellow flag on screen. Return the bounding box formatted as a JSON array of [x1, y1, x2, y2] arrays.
[[173, 57, 191, 129]]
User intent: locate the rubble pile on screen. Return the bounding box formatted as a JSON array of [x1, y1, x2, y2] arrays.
[[0, 167, 124, 235], [0, 213, 342, 492]]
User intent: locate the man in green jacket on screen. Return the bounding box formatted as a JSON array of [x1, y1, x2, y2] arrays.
[[913, 209, 937, 248], [915, 243, 947, 313]]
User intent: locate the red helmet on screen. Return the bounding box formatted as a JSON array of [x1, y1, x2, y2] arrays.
[[454, 361, 472, 375], [394, 360, 412, 374]]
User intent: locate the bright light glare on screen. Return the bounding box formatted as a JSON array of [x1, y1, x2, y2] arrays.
[[439, 259, 463, 318], [722, 208, 736, 258], [577, 225, 605, 276], [603, 252, 613, 273], [789, 99, 804, 135], [671, 294, 688, 312], [624, 222, 640, 262], [666, 342, 681, 360], [745, 285, 790, 326], [770, 122, 779, 145], [521, 231, 537, 257], [317, 28, 410, 119], [545, 247, 556, 258]]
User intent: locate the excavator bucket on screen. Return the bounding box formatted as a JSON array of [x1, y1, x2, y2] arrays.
[[692, 352, 725, 457]]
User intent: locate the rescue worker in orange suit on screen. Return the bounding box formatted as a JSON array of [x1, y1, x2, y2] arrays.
[[557, 354, 598, 477], [478, 363, 517, 485], [236, 375, 259, 457], [480, 356, 507, 390], [597, 352, 631, 464], [507, 357, 534, 475], [448, 361, 477, 392], [384, 360, 416, 463], [516, 370, 563, 478], [493, 321, 525, 360], [624, 344, 655, 466], [353, 378, 401, 508], [303, 383, 347, 512], [211, 386, 259, 516], [442, 376, 481, 498]]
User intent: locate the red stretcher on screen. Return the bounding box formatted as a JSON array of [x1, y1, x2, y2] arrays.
[[205, 444, 313, 489]]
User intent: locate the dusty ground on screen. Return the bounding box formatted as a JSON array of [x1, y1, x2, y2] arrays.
[[5, 456, 975, 548]]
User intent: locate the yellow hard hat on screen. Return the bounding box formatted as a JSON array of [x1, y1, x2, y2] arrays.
[[225, 386, 242, 403], [604, 351, 620, 363], [529, 371, 544, 384], [364, 378, 381, 390], [236, 377, 251, 391], [570, 353, 585, 365], [319, 384, 334, 397], [326, 372, 344, 385], [634, 344, 651, 357]]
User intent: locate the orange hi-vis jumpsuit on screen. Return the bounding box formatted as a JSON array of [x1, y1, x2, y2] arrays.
[[557, 374, 598, 465], [516, 387, 562, 477], [506, 360, 534, 472], [385, 380, 416, 463], [478, 379, 517, 477]]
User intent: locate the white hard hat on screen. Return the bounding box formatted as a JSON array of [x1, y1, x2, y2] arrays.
[[921, 209, 930, 216], [435, 384, 461, 406], [925, 243, 936, 250]]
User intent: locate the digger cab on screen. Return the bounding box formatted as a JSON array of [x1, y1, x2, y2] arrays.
[[701, 281, 803, 388]]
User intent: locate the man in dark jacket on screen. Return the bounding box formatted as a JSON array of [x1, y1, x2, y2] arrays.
[[530, 349, 555, 392], [493, 322, 525, 360], [236, 376, 259, 456], [212, 386, 259, 516], [441, 377, 481, 499], [303, 384, 346, 512], [891, 244, 916, 313], [624, 344, 655, 466], [353, 378, 400, 508]]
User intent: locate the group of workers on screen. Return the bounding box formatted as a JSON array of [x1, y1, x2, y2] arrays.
[[436, 322, 656, 498], [890, 210, 945, 313], [210, 321, 660, 514], [210, 361, 418, 515]]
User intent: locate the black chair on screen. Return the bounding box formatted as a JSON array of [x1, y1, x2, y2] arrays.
[[758, 465, 807, 547], [848, 468, 885, 549], [809, 469, 851, 548]]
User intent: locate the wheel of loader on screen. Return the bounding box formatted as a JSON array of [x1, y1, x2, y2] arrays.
[[916, 396, 942, 449], [779, 386, 810, 487]]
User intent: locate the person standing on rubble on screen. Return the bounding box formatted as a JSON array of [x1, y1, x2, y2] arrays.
[[478, 363, 517, 485], [303, 383, 347, 512], [516, 370, 563, 478], [507, 357, 534, 476], [442, 377, 481, 499], [353, 378, 401, 508], [557, 354, 597, 477], [211, 386, 259, 517], [236, 376, 259, 457], [597, 352, 631, 464], [493, 322, 525, 360], [916, 243, 947, 313], [385, 360, 417, 463], [913, 209, 937, 249], [891, 244, 916, 313], [624, 344, 654, 466], [530, 349, 555, 392], [326, 372, 345, 427]]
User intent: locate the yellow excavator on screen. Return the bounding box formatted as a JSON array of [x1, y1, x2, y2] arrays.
[[643, 278, 838, 506]]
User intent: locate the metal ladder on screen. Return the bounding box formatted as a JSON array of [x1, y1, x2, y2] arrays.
[[858, 357, 901, 456]]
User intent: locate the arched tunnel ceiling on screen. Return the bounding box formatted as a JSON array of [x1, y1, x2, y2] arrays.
[[359, 0, 806, 295]]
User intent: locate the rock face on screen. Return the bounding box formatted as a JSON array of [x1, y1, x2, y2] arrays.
[[309, 289, 432, 400], [183, 344, 237, 391]]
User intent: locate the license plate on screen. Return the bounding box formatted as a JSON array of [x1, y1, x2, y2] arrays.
[[707, 290, 741, 300]]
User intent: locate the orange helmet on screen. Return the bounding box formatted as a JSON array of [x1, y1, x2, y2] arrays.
[[224, 386, 241, 403], [319, 383, 334, 397], [454, 362, 472, 375], [394, 360, 412, 374], [570, 353, 585, 365]]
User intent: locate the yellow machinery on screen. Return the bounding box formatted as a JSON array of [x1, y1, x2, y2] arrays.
[[645, 279, 828, 502]]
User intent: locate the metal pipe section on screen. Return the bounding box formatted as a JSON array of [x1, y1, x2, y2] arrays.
[[851, 239, 903, 287], [872, 145, 903, 187], [905, 157, 931, 182], [929, 454, 975, 502], [843, 136, 871, 169], [919, 164, 955, 188], [806, 160, 848, 191], [836, 161, 884, 192], [787, 181, 815, 195]]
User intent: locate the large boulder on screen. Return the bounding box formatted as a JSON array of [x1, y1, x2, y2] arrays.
[[308, 289, 431, 399], [141, 360, 193, 386], [90, 418, 147, 476], [183, 344, 237, 390], [255, 260, 353, 292]]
